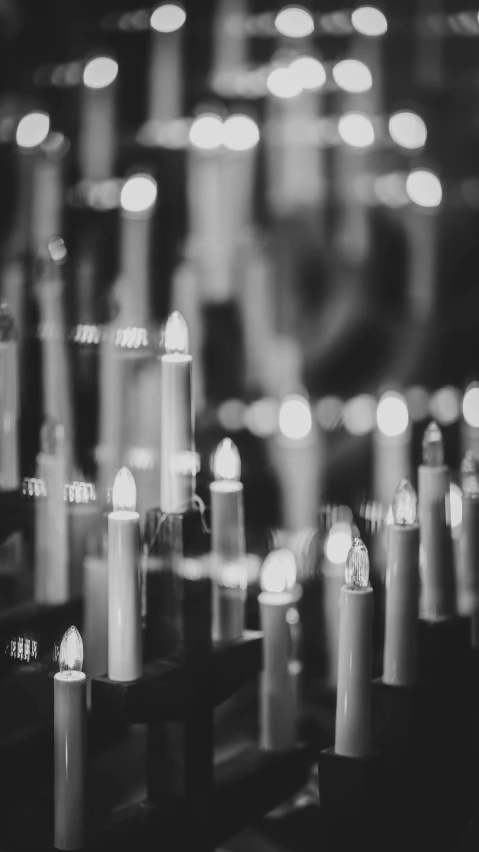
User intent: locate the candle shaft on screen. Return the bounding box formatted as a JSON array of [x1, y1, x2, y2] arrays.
[[79, 86, 116, 182], [271, 434, 320, 533], [213, 583, 245, 642], [373, 431, 411, 513], [31, 154, 62, 250], [83, 555, 108, 695], [259, 592, 296, 752], [160, 354, 194, 514], [54, 673, 87, 850], [418, 464, 456, 619], [148, 31, 183, 122], [34, 452, 69, 604], [119, 214, 151, 327], [210, 480, 245, 561], [335, 586, 373, 758], [108, 511, 142, 681], [0, 339, 19, 488], [383, 524, 420, 686]]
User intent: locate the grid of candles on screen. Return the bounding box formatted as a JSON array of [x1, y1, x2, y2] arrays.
[[1, 299, 479, 848]]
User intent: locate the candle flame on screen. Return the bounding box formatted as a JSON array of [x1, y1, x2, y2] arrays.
[[345, 537, 370, 588], [422, 421, 444, 466], [112, 466, 137, 512], [463, 384, 479, 429], [461, 451, 479, 499], [164, 310, 189, 354], [274, 6, 315, 38], [59, 626, 83, 676], [261, 549, 296, 594], [325, 522, 352, 564], [392, 478, 417, 525], [213, 438, 241, 481]]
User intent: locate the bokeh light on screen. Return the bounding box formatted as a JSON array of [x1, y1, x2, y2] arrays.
[[120, 174, 158, 213], [325, 522, 353, 564], [217, 399, 246, 432], [150, 4, 186, 32], [274, 6, 315, 38], [449, 483, 463, 529], [351, 6, 387, 36], [315, 396, 343, 431], [223, 115, 260, 151], [338, 112, 375, 147], [266, 66, 303, 99], [189, 113, 224, 149], [83, 57, 118, 89], [278, 394, 312, 441], [244, 398, 279, 438], [429, 387, 462, 425], [376, 391, 409, 437], [289, 56, 326, 91], [463, 384, 479, 428], [333, 59, 372, 93], [406, 169, 442, 207], [389, 111, 427, 150], [343, 394, 376, 435], [16, 112, 50, 148]]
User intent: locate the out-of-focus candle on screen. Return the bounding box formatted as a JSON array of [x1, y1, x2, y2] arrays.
[[259, 549, 298, 752], [210, 438, 245, 560], [0, 304, 19, 489], [148, 4, 186, 123], [383, 479, 420, 686], [373, 391, 411, 512], [160, 311, 196, 513], [83, 536, 108, 704], [418, 421, 456, 619], [322, 521, 352, 689], [462, 383, 479, 462], [34, 419, 69, 604], [31, 135, 66, 251], [80, 56, 118, 181], [272, 393, 320, 532], [108, 467, 142, 681], [212, 558, 247, 642], [460, 453, 479, 646], [119, 173, 158, 326], [335, 538, 373, 758], [54, 626, 86, 850]]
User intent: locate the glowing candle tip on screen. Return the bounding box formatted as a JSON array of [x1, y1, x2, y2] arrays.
[[59, 626, 83, 676], [164, 310, 189, 354], [213, 438, 241, 481], [112, 466, 137, 512], [392, 478, 417, 525], [261, 549, 296, 594], [422, 421, 444, 466], [345, 537, 370, 588]]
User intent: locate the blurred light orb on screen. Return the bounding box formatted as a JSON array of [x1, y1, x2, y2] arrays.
[[217, 399, 246, 432], [150, 4, 186, 32], [376, 391, 409, 437], [274, 6, 315, 38], [83, 57, 118, 89], [120, 174, 157, 213], [266, 66, 303, 98], [343, 394, 376, 435], [351, 6, 387, 36], [389, 111, 427, 150], [326, 522, 352, 564], [338, 112, 375, 147], [189, 113, 224, 149], [449, 484, 462, 529], [430, 386, 462, 425], [333, 59, 372, 93], [244, 397, 279, 438], [223, 115, 259, 151], [315, 396, 343, 431], [289, 56, 326, 90], [463, 384, 479, 428], [406, 386, 430, 422], [16, 112, 50, 148], [406, 169, 442, 207], [374, 172, 409, 208], [279, 394, 312, 441]]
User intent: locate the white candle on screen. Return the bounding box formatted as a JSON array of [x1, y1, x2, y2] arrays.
[[373, 391, 411, 512], [383, 479, 420, 686], [31, 143, 64, 251], [160, 311, 196, 514], [148, 4, 186, 123], [460, 453, 479, 642], [0, 304, 19, 489], [108, 467, 142, 681], [322, 522, 353, 689], [119, 174, 158, 327], [259, 549, 298, 752], [13, 111, 50, 253], [79, 56, 118, 182], [34, 419, 69, 604], [170, 250, 205, 411], [97, 320, 124, 501], [211, 0, 247, 86], [270, 394, 320, 533], [335, 538, 373, 758], [212, 558, 247, 642], [418, 421, 456, 619], [210, 438, 245, 560], [54, 626, 86, 851], [83, 547, 108, 703], [222, 115, 260, 242]]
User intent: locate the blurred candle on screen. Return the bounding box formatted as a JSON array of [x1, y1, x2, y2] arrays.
[[322, 521, 352, 689], [212, 558, 247, 642], [148, 4, 186, 123], [223, 114, 260, 240], [259, 549, 298, 752], [462, 383, 479, 462], [31, 135, 67, 251], [272, 393, 320, 532], [108, 467, 142, 681], [418, 422, 456, 619], [210, 438, 245, 560], [34, 419, 69, 604], [97, 319, 124, 502], [119, 173, 158, 326], [160, 311, 195, 513], [460, 453, 479, 644], [335, 538, 373, 758], [404, 170, 442, 323], [373, 390, 411, 512], [54, 626, 86, 851], [83, 537, 108, 704], [211, 0, 247, 85], [383, 479, 420, 686], [80, 56, 118, 181], [0, 304, 19, 489]]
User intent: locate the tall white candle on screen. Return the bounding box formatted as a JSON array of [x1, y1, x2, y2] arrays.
[[108, 467, 142, 681], [54, 626, 86, 851], [79, 56, 118, 182], [322, 522, 353, 689], [335, 538, 373, 758], [0, 304, 19, 489], [418, 421, 456, 619], [373, 391, 411, 512], [259, 549, 298, 752], [160, 311, 196, 514], [119, 173, 158, 327], [84, 546, 108, 703], [34, 419, 69, 604], [383, 479, 420, 686], [148, 4, 186, 123], [460, 453, 479, 642]]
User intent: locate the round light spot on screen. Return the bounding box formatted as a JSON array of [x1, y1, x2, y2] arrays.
[[463, 384, 479, 428], [83, 57, 118, 89], [223, 115, 259, 151], [289, 56, 326, 90], [150, 4, 186, 32], [429, 386, 462, 425], [333, 59, 372, 93], [389, 111, 427, 150], [244, 398, 279, 438], [217, 399, 246, 432], [16, 112, 50, 148], [343, 394, 376, 435], [120, 174, 157, 213], [338, 112, 375, 147], [376, 391, 409, 437], [351, 6, 387, 36], [325, 522, 352, 564], [274, 6, 315, 38], [266, 66, 303, 98], [278, 394, 312, 441], [406, 169, 442, 208], [189, 114, 224, 149]]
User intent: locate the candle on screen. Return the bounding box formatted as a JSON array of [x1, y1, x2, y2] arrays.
[[462, 383, 479, 461], [418, 421, 456, 619], [210, 438, 245, 560], [211, 0, 247, 86], [108, 467, 142, 681], [0, 304, 19, 489], [460, 453, 479, 645], [322, 521, 353, 689], [259, 549, 298, 752], [148, 4, 186, 123], [34, 419, 69, 604], [335, 538, 373, 758], [373, 391, 411, 512], [212, 559, 247, 642], [383, 479, 420, 686], [66, 480, 101, 598], [160, 311, 196, 514], [83, 539, 108, 704], [79, 56, 118, 182], [54, 626, 86, 851], [119, 174, 158, 326], [170, 250, 205, 411], [31, 137, 65, 251]]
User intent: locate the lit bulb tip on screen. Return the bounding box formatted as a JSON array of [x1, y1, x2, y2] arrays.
[[345, 537, 370, 588]]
